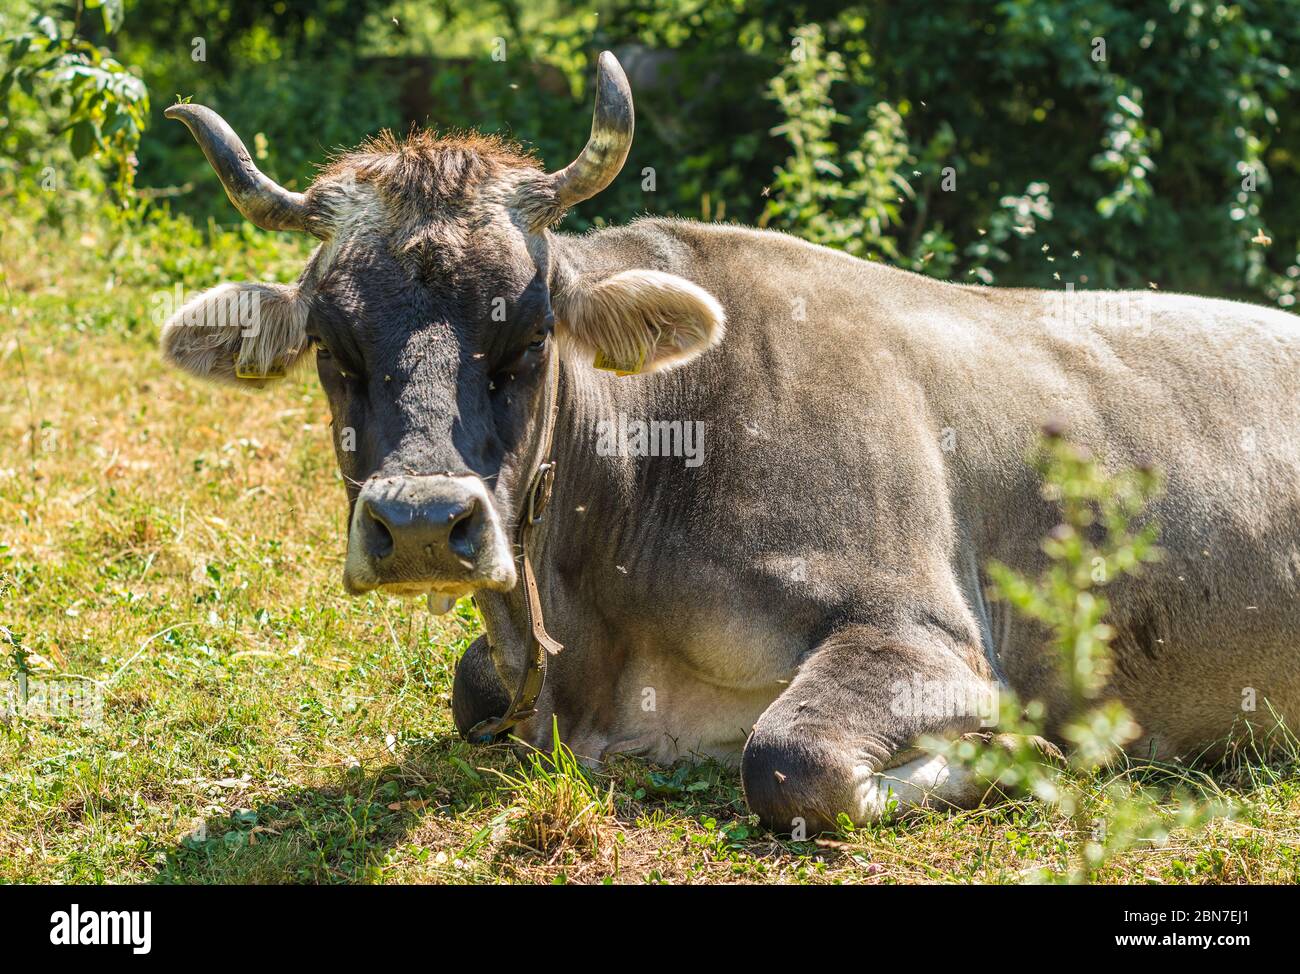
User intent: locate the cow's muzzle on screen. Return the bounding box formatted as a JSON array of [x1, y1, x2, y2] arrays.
[[343, 475, 516, 596]]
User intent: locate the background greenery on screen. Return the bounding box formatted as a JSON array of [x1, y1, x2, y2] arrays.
[[3, 0, 1300, 301]]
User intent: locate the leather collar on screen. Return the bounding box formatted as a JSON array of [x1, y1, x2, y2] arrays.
[[464, 349, 563, 743]]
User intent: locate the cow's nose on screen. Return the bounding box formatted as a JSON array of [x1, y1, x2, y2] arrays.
[[362, 492, 480, 565], [345, 475, 515, 593]]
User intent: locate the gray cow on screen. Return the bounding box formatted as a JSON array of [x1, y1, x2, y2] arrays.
[[160, 53, 1300, 831]]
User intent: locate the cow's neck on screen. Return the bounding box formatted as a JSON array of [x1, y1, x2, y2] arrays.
[[476, 223, 721, 699], [543, 222, 717, 565], [477, 347, 698, 632]]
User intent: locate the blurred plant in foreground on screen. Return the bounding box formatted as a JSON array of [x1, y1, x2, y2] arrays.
[[944, 428, 1219, 882]]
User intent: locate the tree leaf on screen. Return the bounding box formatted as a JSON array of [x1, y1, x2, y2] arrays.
[[99, 0, 125, 35], [33, 16, 59, 42], [69, 119, 96, 159], [9, 35, 32, 63]]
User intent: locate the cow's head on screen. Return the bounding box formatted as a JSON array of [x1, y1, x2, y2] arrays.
[[161, 53, 723, 604]]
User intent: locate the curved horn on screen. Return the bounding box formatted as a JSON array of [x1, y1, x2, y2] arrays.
[[549, 51, 634, 207], [164, 103, 314, 235]]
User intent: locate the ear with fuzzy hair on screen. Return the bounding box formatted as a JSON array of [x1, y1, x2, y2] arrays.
[[554, 270, 725, 374], [160, 282, 310, 387]]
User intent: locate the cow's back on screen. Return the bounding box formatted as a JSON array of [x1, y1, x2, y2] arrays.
[[950, 287, 1300, 756], [563, 218, 1300, 758], [663, 220, 1300, 756]]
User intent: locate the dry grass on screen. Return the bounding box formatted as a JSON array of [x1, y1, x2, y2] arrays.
[[489, 729, 617, 862], [1, 207, 1298, 884]]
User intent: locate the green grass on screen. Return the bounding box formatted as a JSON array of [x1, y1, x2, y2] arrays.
[[2, 207, 1299, 884]]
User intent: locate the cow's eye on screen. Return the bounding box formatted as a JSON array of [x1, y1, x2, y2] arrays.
[[491, 331, 548, 388]]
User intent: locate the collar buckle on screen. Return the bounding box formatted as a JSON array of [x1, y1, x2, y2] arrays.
[[526, 461, 555, 526]]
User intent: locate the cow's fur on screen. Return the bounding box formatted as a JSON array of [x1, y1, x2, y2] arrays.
[[163, 123, 1300, 834]]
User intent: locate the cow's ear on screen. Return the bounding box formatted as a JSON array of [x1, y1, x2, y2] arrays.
[[160, 282, 310, 387], [555, 270, 725, 374]]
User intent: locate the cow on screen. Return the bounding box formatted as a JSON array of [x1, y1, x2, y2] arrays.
[[159, 52, 1300, 832]]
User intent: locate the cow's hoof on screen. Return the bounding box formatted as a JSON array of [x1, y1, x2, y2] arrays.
[[959, 732, 1066, 767], [741, 728, 852, 836], [452, 636, 510, 743]]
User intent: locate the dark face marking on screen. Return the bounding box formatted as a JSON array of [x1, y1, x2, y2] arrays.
[[304, 200, 556, 595]]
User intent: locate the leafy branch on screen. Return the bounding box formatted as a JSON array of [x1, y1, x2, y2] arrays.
[[1, 2, 149, 205], [944, 429, 1217, 881]]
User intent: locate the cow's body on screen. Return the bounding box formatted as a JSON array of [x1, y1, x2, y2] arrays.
[[162, 55, 1300, 831], [468, 217, 1300, 813]]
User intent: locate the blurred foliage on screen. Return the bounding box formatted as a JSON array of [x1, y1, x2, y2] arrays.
[[989, 432, 1163, 715], [1, 0, 148, 212], [1, 0, 1298, 303], [948, 432, 1217, 883]]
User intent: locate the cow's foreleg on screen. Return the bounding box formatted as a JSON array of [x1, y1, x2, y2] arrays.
[[741, 624, 1001, 833], [452, 635, 511, 742]]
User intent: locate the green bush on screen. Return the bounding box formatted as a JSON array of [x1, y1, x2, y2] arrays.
[[1, 0, 149, 216], [4, 0, 1296, 301]]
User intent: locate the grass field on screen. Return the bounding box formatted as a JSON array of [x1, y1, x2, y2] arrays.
[[3, 208, 1300, 885]]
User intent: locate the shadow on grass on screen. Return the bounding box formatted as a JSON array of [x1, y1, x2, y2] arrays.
[[156, 740, 1245, 884], [151, 735, 512, 885], [147, 741, 815, 884]]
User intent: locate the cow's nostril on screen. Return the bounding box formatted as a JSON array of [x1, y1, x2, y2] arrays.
[[366, 506, 395, 559], [447, 502, 479, 564]]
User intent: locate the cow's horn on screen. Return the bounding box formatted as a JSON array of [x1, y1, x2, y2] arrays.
[[549, 51, 634, 207], [164, 103, 315, 235]]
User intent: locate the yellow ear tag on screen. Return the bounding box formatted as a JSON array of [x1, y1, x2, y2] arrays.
[[234, 354, 287, 380], [592, 347, 646, 377]]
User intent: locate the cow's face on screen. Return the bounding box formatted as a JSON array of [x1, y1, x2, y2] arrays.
[[158, 55, 723, 604]]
